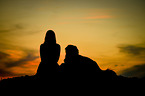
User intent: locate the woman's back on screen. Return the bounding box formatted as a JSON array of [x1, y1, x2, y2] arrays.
[[40, 43, 60, 64]]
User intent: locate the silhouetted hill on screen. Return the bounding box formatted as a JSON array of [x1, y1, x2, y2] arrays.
[[0, 68, 144, 89]]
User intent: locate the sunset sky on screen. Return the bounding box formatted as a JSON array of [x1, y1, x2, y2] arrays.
[[0, 0, 145, 79]]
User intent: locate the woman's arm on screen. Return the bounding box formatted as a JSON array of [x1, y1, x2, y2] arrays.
[[56, 44, 61, 62]]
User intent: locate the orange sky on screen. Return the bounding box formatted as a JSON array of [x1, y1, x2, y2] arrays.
[[0, 0, 145, 79]]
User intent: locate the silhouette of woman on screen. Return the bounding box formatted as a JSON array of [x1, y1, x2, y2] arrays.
[[36, 30, 60, 78]]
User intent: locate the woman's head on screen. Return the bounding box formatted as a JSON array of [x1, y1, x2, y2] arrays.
[[44, 30, 56, 44]]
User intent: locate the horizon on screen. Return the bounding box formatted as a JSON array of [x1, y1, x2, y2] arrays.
[[0, 0, 145, 79]]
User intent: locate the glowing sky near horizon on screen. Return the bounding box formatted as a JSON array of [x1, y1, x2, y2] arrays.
[[0, 0, 145, 79]]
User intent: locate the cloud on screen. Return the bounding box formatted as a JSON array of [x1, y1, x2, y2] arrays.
[[58, 14, 113, 25], [121, 64, 145, 78], [15, 23, 25, 29], [0, 23, 25, 33], [0, 68, 15, 77], [0, 23, 40, 38], [0, 29, 11, 33], [0, 51, 16, 77], [0, 51, 9, 59], [4, 51, 39, 68], [118, 44, 145, 78], [0, 48, 39, 77], [118, 45, 145, 56], [82, 15, 112, 19], [62, 15, 112, 20]]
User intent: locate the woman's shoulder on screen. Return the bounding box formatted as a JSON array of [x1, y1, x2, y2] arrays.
[[40, 43, 45, 47], [56, 43, 60, 48]]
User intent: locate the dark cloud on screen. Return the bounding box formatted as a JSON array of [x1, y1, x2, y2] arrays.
[[0, 29, 11, 33], [0, 68, 15, 77], [0, 49, 39, 77], [121, 64, 145, 78], [0, 23, 26, 33], [5, 52, 39, 68], [118, 45, 145, 56], [0, 23, 40, 36], [118, 44, 145, 78], [0, 51, 9, 59], [15, 23, 25, 29]]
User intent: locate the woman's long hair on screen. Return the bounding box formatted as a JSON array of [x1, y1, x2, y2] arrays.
[[44, 30, 56, 44]]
